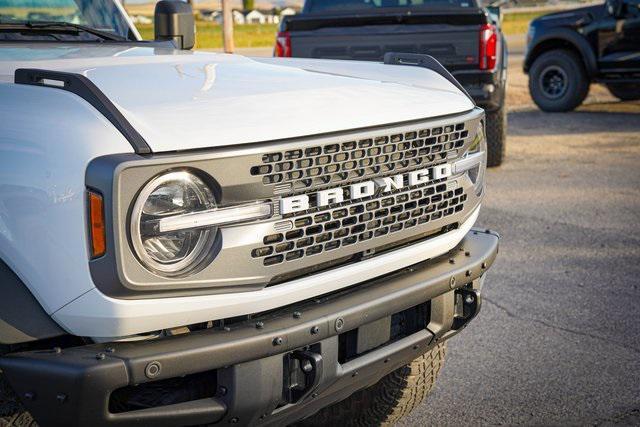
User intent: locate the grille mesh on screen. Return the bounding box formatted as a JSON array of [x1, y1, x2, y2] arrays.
[[252, 183, 467, 266], [250, 123, 469, 193]]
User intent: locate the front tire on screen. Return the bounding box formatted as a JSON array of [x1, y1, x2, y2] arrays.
[[606, 83, 640, 101], [299, 343, 446, 426], [0, 373, 36, 426], [529, 49, 589, 112]]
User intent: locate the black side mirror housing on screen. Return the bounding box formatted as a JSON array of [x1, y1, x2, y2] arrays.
[[154, 0, 195, 50]]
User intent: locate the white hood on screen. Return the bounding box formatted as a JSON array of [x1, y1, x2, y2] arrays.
[[0, 44, 474, 153]]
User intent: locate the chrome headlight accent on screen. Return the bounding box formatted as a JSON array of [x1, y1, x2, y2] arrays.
[[130, 170, 217, 277], [453, 121, 486, 196]]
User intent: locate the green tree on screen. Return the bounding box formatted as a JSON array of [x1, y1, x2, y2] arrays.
[[242, 0, 255, 10]]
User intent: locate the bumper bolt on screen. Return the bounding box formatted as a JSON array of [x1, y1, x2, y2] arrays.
[[95, 353, 106, 360], [449, 258, 455, 264], [273, 337, 283, 346], [301, 360, 313, 373], [335, 317, 344, 331], [293, 311, 302, 319], [105, 347, 115, 353], [311, 326, 320, 335], [230, 417, 239, 423], [255, 321, 264, 329], [53, 347, 62, 354], [219, 386, 228, 396], [481, 262, 487, 269], [56, 393, 67, 404], [312, 392, 318, 398], [449, 276, 456, 289], [145, 361, 162, 379], [352, 371, 358, 378], [466, 270, 472, 277], [465, 251, 471, 257], [465, 295, 475, 305]]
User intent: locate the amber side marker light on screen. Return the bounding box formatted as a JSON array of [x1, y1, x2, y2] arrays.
[[88, 191, 106, 258]]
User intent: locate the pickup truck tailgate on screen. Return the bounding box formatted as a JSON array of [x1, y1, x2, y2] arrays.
[[285, 11, 486, 69]]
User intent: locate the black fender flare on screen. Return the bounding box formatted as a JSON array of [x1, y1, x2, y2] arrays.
[[0, 258, 65, 345], [524, 28, 598, 77]]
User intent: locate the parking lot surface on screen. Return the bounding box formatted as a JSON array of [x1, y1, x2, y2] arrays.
[[399, 55, 640, 426]]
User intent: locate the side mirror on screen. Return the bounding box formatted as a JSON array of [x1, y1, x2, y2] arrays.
[[606, 0, 625, 18], [154, 0, 195, 50]]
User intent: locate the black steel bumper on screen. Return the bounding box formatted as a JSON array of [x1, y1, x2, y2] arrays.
[[0, 229, 499, 427]]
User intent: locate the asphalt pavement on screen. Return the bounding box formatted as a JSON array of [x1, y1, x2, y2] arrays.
[[399, 55, 640, 426], [236, 43, 640, 425]]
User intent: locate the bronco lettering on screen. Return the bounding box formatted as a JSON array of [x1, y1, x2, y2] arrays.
[[280, 164, 452, 215]]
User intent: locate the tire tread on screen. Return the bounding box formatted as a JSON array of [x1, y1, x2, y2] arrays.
[[297, 343, 446, 426]]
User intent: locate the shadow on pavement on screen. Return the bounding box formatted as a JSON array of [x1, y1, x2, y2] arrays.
[[507, 107, 640, 137]]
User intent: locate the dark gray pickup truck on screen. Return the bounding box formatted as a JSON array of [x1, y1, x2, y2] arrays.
[[275, 0, 508, 167]]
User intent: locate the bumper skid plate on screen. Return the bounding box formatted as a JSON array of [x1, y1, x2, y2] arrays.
[[0, 229, 499, 427]]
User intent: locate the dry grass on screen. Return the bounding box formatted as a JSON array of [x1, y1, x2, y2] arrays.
[[134, 10, 542, 49], [502, 11, 545, 35], [136, 22, 278, 49]]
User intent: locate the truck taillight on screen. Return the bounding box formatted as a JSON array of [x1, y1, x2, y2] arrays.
[[275, 31, 291, 57], [479, 24, 498, 70]]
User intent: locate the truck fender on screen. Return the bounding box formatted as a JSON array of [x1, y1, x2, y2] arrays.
[[524, 28, 598, 77], [0, 258, 65, 345]]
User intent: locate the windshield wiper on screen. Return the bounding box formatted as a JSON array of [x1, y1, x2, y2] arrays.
[[22, 21, 127, 41]]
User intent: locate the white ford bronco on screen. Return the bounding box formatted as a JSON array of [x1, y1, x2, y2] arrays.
[[0, 1, 498, 425]]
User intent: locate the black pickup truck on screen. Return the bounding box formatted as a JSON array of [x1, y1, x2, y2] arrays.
[[525, 0, 640, 112], [275, 0, 508, 167]]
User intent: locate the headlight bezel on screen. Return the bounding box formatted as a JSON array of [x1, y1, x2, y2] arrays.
[[467, 121, 487, 196], [86, 107, 486, 298]]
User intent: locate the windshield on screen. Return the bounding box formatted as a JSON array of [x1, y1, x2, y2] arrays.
[[0, 0, 133, 40], [305, 0, 477, 13]]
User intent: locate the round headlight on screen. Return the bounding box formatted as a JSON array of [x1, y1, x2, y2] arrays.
[[130, 170, 216, 277]]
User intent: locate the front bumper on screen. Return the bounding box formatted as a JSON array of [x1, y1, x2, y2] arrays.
[[1, 229, 498, 427]]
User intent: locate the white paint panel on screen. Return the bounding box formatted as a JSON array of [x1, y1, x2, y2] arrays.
[[0, 44, 474, 153], [0, 83, 134, 313]]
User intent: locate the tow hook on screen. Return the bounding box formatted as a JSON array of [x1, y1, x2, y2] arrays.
[[284, 349, 323, 403], [452, 287, 481, 330]]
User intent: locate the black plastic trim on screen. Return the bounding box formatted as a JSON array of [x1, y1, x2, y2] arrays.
[[524, 28, 598, 77], [383, 52, 476, 105], [14, 69, 152, 155], [0, 258, 65, 345], [0, 230, 498, 426]]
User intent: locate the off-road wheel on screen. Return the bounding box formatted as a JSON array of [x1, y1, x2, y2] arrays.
[[486, 103, 506, 167], [0, 373, 36, 426], [529, 49, 589, 112], [606, 83, 640, 101], [298, 343, 446, 426]]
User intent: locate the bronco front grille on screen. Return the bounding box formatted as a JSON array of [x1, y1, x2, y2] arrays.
[[250, 122, 469, 194], [252, 181, 468, 266], [108, 108, 484, 293]]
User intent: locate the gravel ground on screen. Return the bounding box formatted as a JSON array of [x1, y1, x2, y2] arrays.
[[399, 55, 640, 426]]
